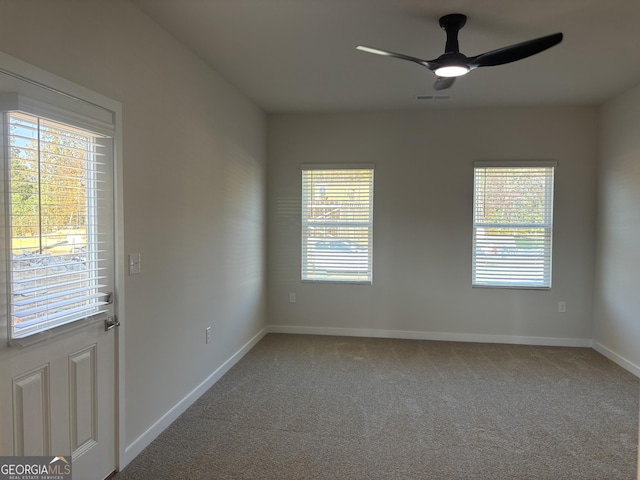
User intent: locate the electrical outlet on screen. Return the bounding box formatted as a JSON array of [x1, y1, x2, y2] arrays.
[[558, 301, 567, 313], [206, 326, 211, 344], [289, 292, 296, 303]]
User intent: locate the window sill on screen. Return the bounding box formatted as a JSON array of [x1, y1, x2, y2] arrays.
[[302, 279, 372, 286], [472, 284, 551, 291]]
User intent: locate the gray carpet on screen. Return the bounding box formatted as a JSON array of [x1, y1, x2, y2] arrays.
[[115, 334, 639, 479]]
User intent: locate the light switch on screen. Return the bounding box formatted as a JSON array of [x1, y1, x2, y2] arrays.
[[129, 253, 141, 275]]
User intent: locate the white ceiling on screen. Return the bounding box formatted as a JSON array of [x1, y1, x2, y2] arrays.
[[132, 0, 640, 113]]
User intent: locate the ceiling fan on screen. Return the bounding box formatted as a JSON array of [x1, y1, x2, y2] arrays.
[[356, 13, 563, 91]]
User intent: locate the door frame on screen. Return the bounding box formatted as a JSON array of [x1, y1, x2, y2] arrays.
[[0, 50, 126, 474]]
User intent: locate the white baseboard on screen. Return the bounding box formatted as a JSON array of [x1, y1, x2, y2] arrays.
[[593, 342, 640, 378], [122, 327, 268, 468], [267, 324, 594, 348]]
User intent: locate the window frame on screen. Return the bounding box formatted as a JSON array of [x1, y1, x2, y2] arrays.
[[301, 164, 374, 285], [1, 93, 116, 341], [472, 160, 557, 289]]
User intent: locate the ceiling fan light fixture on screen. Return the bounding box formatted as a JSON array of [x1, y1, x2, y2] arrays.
[[434, 65, 469, 77]]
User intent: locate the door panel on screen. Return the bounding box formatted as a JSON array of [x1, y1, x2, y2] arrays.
[[12, 365, 50, 456], [69, 345, 97, 453], [3, 321, 116, 479]]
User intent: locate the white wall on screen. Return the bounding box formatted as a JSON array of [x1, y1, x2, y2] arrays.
[[268, 108, 598, 344], [0, 0, 267, 458], [594, 84, 640, 376]]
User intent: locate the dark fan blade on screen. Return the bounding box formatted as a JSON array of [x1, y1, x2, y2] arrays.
[[434, 76, 455, 90], [356, 46, 435, 70], [468, 33, 563, 68]]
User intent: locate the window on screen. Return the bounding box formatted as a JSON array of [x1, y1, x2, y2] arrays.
[[4, 104, 113, 339], [301, 165, 374, 283], [472, 161, 556, 288]]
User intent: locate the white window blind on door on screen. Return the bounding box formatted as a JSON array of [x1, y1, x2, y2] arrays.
[[301, 166, 374, 283], [473, 161, 556, 288], [6, 111, 112, 339]]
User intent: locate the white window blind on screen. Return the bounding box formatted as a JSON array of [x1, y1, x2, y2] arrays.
[[472, 161, 556, 288], [301, 166, 374, 283], [6, 111, 112, 339]]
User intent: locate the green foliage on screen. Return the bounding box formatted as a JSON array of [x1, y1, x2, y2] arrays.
[[9, 116, 91, 241], [475, 167, 551, 238]]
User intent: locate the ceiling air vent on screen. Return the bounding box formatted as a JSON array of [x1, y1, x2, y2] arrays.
[[415, 95, 452, 101]]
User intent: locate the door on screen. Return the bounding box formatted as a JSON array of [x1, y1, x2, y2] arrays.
[[0, 55, 119, 480]]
